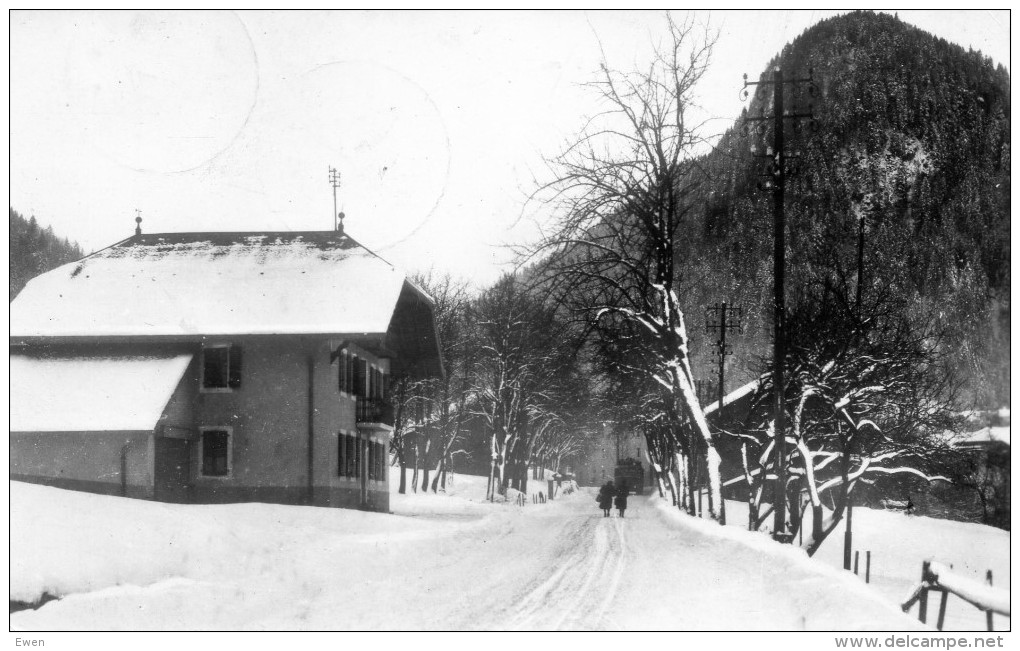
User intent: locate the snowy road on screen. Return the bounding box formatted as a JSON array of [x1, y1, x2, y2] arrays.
[[434, 492, 922, 631], [11, 481, 924, 631]]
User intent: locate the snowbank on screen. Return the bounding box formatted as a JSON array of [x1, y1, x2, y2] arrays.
[[718, 496, 1010, 631], [647, 495, 921, 630]]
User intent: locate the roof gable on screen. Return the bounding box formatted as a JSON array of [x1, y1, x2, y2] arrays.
[[11, 232, 408, 338]]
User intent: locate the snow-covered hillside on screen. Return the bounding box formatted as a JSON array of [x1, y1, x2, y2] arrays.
[[9, 472, 1004, 631]]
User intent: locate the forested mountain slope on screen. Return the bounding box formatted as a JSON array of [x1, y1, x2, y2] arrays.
[[682, 11, 1009, 407], [10, 208, 84, 301]]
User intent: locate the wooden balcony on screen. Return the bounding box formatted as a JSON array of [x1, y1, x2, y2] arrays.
[[356, 397, 394, 431]]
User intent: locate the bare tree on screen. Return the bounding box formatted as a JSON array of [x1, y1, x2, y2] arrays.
[[733, 278, 960, 553], [389, 271, 473, 494], [469, 273, 579, 499], [523, 15, 726, 521]]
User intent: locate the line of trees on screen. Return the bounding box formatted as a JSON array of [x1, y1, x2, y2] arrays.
[[388, 271, 597, 499], [389, 12, 1002, 540], [522, 15, 727, 521]]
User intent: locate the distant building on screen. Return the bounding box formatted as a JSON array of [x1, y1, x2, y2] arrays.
[[10, 231, 443, 513], [939, 413, 1010, 529], [576, 423, 647, 488]]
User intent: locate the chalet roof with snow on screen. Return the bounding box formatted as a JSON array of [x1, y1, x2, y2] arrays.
[[12, 231, 405, 337], [10, 230, 443, 376], [11, 352, 193, 432]]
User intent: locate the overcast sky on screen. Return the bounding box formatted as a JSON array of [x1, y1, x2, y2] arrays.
[[10, 10, 1010, 286]]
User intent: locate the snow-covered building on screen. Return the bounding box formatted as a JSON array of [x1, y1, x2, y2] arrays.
[[10, 230, 443, 513]]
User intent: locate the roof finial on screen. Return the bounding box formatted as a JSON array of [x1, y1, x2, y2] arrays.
[[134, 209, 142, 236], [337, 211, 345, 235]]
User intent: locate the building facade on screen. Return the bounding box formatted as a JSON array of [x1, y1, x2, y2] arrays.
[[10, 231, 442, 513]]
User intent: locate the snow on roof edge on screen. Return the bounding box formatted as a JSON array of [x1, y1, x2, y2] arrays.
[[704, 377, 761, 415], [11, 353, 194, 432]]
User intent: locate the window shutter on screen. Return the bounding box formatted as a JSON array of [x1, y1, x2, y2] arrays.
[[352, 355, 361, 397], [368, 440, 376, 481], [340, 432, 348, 479], [348, 435, 356, 477], [354, 435, 362, 477], [362, 359, 370, 397], [339, 350, 349, 393], [228, 344, 242, 389]]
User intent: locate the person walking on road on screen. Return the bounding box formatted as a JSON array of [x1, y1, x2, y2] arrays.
[[615, 482, 629, 518], [597, 481, 615, 517]]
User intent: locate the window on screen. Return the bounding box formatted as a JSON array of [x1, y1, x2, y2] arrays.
[[337, 348, 387, 400], [203, 344, 242, 390], [201, 428, 231, 477], [338, 432, 361, 478], [339, 435, 386, 481]]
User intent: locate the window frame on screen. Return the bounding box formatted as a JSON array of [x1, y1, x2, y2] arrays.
[[337, 431, 359, 480], [201, 343, 241, 393], [199, 426, 233, 479]]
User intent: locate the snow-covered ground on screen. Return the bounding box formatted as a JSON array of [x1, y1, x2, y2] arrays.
[[697, 494, 1010, 631], [9, 471, 1006, 631]]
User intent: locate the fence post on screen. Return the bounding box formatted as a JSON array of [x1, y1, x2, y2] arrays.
[[986, 570, 994, 631], [937, 589, 949, 631], [918, 561, 931, 624], [866, 551, 871, 584], [854, 550, 860, 575]]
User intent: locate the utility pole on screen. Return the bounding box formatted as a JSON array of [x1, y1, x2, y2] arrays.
[[329, 167, 342, 232], [741, 66, 815, 543], [705, 302, 743, 421], [844, 210, 867, 569]]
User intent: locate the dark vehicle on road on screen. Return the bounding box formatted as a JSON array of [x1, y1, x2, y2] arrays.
[[613, 458, 644, 495]]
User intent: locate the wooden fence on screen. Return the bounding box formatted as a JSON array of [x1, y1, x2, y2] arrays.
[[901, 560, 1009, 631]]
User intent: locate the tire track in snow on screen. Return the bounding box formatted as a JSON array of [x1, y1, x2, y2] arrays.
[[563, 512, 627, 630], [545, 517, 610, 629], [587, 514, 628, 629], [503, 515, 600, 630], [505, 511, 629, 631]]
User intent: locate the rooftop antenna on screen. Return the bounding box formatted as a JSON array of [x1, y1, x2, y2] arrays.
[[134, 209, 142, 236], [328, 166, 344, 234]]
